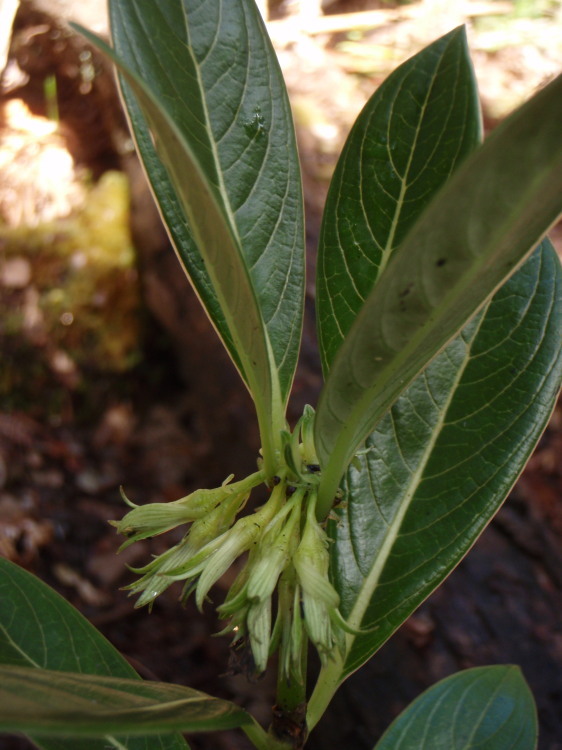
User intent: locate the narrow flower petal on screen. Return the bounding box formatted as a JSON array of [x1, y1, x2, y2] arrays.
[[247, 598, 272, 673]]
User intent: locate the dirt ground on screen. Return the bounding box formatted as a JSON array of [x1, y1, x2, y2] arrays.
[[1, 1, 562, 749]]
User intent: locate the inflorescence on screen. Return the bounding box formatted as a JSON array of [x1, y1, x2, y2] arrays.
[[112, 406, 350, 683]]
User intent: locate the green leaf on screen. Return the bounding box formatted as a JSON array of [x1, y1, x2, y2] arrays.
[[76, 3, 302, 470], [314, 72, 562, 510], [373, 666, 537, 750], [307, 241, 562, 724], [0, 665, 250, 737], [317, 26, 481, 373], [107, 0, 304, 408], [0, 557, 188, 750]]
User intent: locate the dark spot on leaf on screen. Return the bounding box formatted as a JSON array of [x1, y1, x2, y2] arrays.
[[436, 258, 447, 267], [399, 283, 414, 298], [244, 106, 266, 139]]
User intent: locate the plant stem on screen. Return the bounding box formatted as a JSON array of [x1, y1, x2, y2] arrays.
[[243, 718, 293, 750], [270, 634, 308, 748], [315, 454, 344, 522], [305, 654, 345, 731], [254, 364, 286, 479], [276, 641, 308, 714]]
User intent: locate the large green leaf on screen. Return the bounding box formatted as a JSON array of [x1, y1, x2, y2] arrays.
[[314, 73, 562, 511], [0, 557, 188, 750], [107, 0, 304, 408], [0, 666, 250, 737], [373, 666, 537, 750], [317, 26, 481, 373], [307, 240, 562, 725], [77, 1, 304, 470]]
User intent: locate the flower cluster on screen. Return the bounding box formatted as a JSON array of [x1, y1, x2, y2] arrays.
[[113, 410, 350, 682]]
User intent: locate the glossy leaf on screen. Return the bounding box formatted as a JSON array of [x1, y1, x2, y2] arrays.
[[76, 17, 289, 471], [374, 666, 537, 750], [0, 557, 188, 750], [315, 73, 562, 510], [0, 665, 250, 736], [107, 0, 304, 408], [317, 26, 481, 373], [307, 241, 562, 724]]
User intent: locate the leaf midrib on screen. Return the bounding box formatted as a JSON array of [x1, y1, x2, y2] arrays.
[[343, 303, 487, 639], [179, 2, 242, 255], [377, 51, 440, 279]]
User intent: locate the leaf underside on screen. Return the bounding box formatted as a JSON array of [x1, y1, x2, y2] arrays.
[[317, 26, 481, 373], [374, 666, 537, 750], [0, 665, 249, 737], [315, 71, 562, 501], [331, 240, 562, 679], [109, 0, 305, 404], [0, 557, 189, 749]]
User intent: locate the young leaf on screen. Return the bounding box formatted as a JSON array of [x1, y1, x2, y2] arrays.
[[373, 666, 537, 750], [0, 557, 188, 750], [317, 26, 481, 373], [307, 240, 562, 724], [107, 0, 304, 409], [0, 665, 250, 736], [314, 73, 562, 511]]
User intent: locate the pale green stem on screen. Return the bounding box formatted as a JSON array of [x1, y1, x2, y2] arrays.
[[275, 632, 308, 715], [254, 368, 286, 480], [305, 653, 346, 731], [243, 719, 292, 750], [315, 455, 344, 522]]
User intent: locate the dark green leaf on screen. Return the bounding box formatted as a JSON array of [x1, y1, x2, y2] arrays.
[[317, 26, 480, 372], [374, 666, 537, 750], [76, 19, 285, 468], [0, 558, 188, 750], [315, 73, 562, 509], [108, 0, 304, 406], [308, 241, 562, 722], [0, 665, 250, 736]]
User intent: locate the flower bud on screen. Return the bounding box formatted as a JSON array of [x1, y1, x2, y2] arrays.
[[193, 481, 286, 609], [112, 471, 264, 550], [246, 598, 272, 674], [245, 490, 302, 602], [217, 488, 304, 673], [292, 491, 342, 662]]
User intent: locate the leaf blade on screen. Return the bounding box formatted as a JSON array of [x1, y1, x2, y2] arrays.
[[317, 26, 481, 372], [109, 0, 305, 405], [76, 20, 286, 466], [374, 666, 537, 750], [308, 240, 562, 722], [341, 241, 562, 672], [315, 73, 562, 508], [0, 666, 250, 737], [0, 557, 188, 750]]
